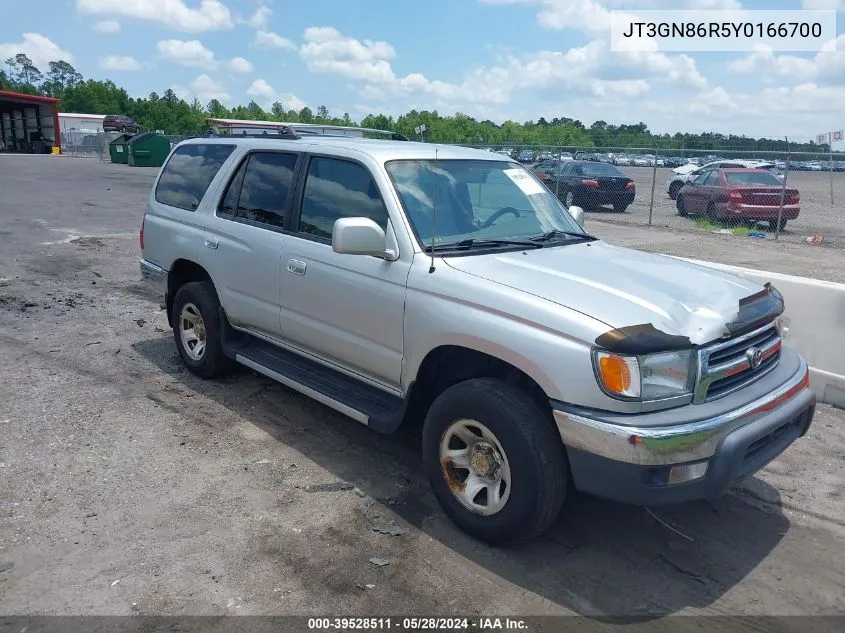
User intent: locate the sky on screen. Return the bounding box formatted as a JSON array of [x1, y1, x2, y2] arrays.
[[0, 0, 843, 140]]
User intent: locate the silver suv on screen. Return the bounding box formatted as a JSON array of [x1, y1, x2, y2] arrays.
[[140, 126, 815, 545]]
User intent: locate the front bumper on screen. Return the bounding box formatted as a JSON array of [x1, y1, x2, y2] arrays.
[[140, 258, 167, 296], [553, 359, 815, 505]]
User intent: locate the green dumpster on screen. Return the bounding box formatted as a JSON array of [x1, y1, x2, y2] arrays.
[[108, 133, 133, 164], [127, 132, 172, 167]]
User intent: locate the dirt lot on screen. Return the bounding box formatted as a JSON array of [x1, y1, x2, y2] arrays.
[[1, 155, 844, 621]]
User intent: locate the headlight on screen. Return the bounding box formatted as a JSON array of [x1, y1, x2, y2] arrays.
[[594, 349, 695, 401]]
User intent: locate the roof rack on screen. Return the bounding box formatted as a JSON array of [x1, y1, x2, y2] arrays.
[[203, 118, 409, 142]]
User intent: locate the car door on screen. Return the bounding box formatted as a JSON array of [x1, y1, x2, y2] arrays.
[[683, 170, 711, 214], [200, 149, 301, 338], [278, 152, 409, 389]]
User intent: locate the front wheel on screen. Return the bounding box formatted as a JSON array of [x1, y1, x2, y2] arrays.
[[172, 281, 232, 378], [613, 203, 630, 213], [668, 182, 682, 200], [422, 378, 568, 546], [676, 195, 688, 217], [564, 190, 575, 208]]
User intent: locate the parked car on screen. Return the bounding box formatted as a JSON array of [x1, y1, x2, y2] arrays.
[[140, 131, 815, 545], [103, 114, 140, 134], [532, 159, 566, 182], [614, 154, 632, 166], [516, 149, 535, 164], [550, 160, 635, 212], [676, 168, 799, 230], [667, 160, 781, 199], [557, 152, 574, 161]]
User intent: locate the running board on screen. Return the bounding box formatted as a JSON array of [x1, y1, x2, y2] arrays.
[[219, 311, 406, 434]]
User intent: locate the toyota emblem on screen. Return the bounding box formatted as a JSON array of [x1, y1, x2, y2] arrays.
[[747, 347, 764, 369]]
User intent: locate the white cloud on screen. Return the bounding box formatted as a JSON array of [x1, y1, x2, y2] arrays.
[[174, 74, 230, 103], [99, 55, 141, 70], [245, 78, 305, 110], [241, 5, 271, 30], [253, 30, 296, 50], [0, 33, 74, 68], [802, 0, 844, 9], [246, 78, 276, 100], [300, 27, 396, 81], [481, 0, 742, 34], [298, 27, 704, 111], [92, 20, 121, 33], [75, 0, 232, 32], [228, 57, 253, 73], [728, 36, 845, 86], [157, 39, 217, 68]]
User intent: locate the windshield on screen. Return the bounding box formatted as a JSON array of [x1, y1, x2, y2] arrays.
[[385, 159, 585, 248], [580, 162, 625, 177], [724, 171, 783, 186]]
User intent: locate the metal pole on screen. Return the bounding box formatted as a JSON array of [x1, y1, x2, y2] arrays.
[[554, 146, 561, 200], [775, 136, 789, 241], [648, 145, 658, 225], [830, 132, 834, 207]]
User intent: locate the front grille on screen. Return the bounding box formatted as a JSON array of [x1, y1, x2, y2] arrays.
[[738, 413, 805, 478], [695, 322, 781, 403]]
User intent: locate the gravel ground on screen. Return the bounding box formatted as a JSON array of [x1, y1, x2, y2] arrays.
[[1, 154, 844, 621]]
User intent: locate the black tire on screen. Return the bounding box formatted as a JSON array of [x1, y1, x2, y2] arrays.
[[171, 281, 232, 378], [769, 218, 787, 232], [668, 182, 682, 200], [121, 125, 127, 133], [705, 203, 718, 223], [422, 378, 568, 546], [613, 203, 630, 213], [676, 195, 688, 217]]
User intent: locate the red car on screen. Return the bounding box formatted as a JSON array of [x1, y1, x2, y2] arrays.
[[676, 168, 799, 230], [103, 114, 139, 134]]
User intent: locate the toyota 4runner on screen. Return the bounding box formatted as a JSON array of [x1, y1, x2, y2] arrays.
[[140, 126, 815, 545]]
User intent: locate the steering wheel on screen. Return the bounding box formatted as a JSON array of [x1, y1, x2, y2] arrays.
[[481, 206, 521, 229]]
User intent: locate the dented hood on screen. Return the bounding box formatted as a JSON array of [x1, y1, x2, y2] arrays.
[[444, 241, 776, 347]]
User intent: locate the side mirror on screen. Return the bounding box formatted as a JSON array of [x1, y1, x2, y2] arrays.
[[568, 205, 585, 226], [332, 217, 397, 261]]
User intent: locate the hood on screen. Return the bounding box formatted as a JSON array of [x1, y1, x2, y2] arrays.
[[444, 241, 764, 346], [674, 164, 698, 175]]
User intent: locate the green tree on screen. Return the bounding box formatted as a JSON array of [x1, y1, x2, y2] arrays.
[[298, 106, 314, 123], [315, 105, 329, 121], [42, 60, 82, 96], [207, 99, 228, 118], [246, 100, 266, 119], [13, 53, 42, 85]]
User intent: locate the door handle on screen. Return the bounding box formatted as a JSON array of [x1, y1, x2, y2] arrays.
[[204, 236, 219, 249], [287, 259, 306, 276]]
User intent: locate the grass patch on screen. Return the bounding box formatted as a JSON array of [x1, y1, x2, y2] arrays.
[[694, 218, 755, 236]]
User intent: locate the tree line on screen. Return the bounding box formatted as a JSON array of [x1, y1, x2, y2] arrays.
[[2, 53, 837, 156]]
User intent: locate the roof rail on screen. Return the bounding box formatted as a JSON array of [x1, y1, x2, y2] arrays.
[[203, 118, 409, 141]]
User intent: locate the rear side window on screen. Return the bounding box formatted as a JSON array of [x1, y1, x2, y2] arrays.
[[155, 144, 235, 211], [724, 171, 783, 186], [235, 152, 298, 228], [581, 163, 625, 177], [297, 157, 387, 240]]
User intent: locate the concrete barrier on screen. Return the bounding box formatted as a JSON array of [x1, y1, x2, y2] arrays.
[[672, 257, 845, 408]]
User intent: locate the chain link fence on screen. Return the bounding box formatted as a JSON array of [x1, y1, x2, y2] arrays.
[[460, 144, 845, 246], [59, 128, 192, 162]]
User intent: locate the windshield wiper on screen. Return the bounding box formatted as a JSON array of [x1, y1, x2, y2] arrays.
[[529, 229, 597, 243], [425, 238, 543, 252]]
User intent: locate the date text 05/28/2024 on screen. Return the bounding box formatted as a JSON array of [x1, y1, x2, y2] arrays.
[[307, 617, 528, 631]]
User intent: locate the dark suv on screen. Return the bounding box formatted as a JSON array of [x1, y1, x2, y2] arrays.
[[103, 115, 139, 134]]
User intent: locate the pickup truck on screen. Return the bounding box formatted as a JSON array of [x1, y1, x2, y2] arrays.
[[140, 128, 816, 545]]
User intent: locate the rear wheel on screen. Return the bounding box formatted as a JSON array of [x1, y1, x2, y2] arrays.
[[668, 182, 682, 200], [769, 218, 787, 231], [121, 125, 127, 133], [564, 190, 575, 208], [613, 203, 629, 213], [172, 281, 232, 378], [705, 202, 718, 223], [422, 378, 568, 546], [676, 195, 688, 217]]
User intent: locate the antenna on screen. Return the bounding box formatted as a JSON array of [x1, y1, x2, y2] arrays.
[[429, 148, 438, 273]]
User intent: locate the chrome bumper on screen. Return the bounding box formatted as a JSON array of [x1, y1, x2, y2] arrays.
[[139, 258, 167, 296], [553, 359, 814, 466]]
